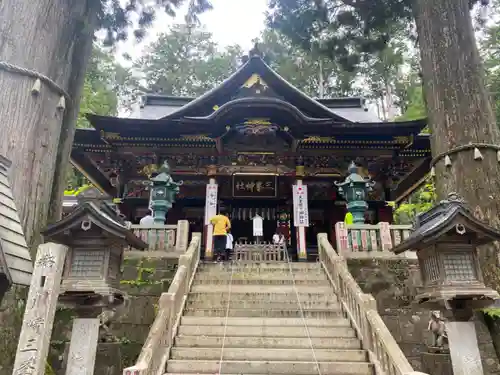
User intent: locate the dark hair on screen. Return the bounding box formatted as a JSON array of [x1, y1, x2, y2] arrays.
[[219, 207, 227, 215]]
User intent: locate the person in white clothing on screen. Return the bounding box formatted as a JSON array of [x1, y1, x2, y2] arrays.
[[139, 209, 155, 226], [225, 230, 234, 261], [272, 231, 284, 245]]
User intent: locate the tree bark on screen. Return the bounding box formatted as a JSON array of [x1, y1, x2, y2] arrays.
[[0, 0, 98, 250], [414, 0, 500, 289]]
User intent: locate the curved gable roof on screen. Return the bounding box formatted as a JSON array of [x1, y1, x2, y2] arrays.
[[158, 56, 347, 122]]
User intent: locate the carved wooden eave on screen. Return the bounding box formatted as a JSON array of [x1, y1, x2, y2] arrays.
[[392, 196, 500, 254], [43, 202, 147, 250], [0, 155, 33, 287], [181, 97, 332, 126]]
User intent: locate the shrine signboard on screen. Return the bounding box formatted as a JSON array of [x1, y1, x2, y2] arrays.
[[252, 215, 264, 237], [232, 174, 277, 198], [293, 185, 310, 227]]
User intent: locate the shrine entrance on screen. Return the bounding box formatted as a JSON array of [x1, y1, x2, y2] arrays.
[[226, 199, 282, 243]]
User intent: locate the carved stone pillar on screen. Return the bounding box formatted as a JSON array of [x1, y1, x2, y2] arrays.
[[12, 242, 68, 375], [64, 316, 100, 375]]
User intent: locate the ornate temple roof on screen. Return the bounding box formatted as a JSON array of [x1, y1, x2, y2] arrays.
[[88, 55, 413, 134], [71, 53, 431, 200]]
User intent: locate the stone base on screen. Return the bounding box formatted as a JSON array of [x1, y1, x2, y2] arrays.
[[421, 351, 453, 375]]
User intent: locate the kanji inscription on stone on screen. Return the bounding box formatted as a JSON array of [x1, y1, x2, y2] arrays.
[[12, 243, 68, 375], [65, 318, 100, 375]]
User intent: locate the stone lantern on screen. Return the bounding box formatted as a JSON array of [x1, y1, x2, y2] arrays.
[[42, 201, 148, 309], [392, 192, 499, 311], [335, 161, 375, 224], [392, 192, 500, 375], [150, 160, 182, 225]]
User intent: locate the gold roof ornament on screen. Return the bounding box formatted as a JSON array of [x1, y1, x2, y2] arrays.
[[244, 118, 272, 126], [242, 74, 269, 90], [140, 164, 159, 178]]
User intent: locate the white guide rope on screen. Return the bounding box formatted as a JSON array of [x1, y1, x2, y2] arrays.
[[283, 247, 322, 375], [218, 260, 234, 375]]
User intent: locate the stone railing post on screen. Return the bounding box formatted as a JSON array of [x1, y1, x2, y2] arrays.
[[335, 222, 350, 256], [175, 220, 189, 252], [379, 222, 393, 251]]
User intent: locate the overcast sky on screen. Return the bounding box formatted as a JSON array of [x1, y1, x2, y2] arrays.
[[117, 0, 268, 65]]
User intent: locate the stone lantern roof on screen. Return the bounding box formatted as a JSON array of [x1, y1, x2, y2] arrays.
[[392, 193, 500, 253]]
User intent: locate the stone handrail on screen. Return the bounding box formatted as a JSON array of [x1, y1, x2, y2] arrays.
[[335, 222, 416, 259], [127, 220, 189, 252], [123, 233, 201, 375], [318, 233, 429, 375]]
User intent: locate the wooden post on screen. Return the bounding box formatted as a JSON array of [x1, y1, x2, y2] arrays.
[[204, 178, 217, 259], [293, 179, 309, 261], [65, 318, 100, 375], [12, 242, 68, 375]]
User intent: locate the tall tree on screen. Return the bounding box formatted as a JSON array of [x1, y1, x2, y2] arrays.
[[268, 0, 500, 288], [0, 0, 210, 249], [481, 3, 500, 126], [66, 45, 129, 189], [255, 29, 360, 97], [135, 24, 242, 96]]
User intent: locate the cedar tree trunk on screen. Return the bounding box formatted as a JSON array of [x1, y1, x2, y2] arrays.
[[413, 0, 500, 289], [0, 0, 98, 249]]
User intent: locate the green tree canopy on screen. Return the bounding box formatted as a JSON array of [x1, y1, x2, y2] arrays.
[[67, 45, 129, 189], [134, 24, 242, 96], [267, 0, 488, 72], [98, 0, 212, 46], [255, 28, 360, 97]]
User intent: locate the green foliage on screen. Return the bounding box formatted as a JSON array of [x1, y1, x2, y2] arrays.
[[97, 0, 212, 46], [483, 307, 500, 318], [255, 29, 360, 97], [396, 85, 426, 121], [45, 362, 56, 375], [393, 181, 436, 225], [481, 7, 500, 127], [67, 46, 129, 190], [267, 0, 489, 72], [134, 24, 242, 96]]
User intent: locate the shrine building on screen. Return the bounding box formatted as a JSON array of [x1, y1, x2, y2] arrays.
[[70, 50, 431, 260]]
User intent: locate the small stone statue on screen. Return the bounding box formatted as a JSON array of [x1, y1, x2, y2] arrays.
[[97, 298, 130, 342], [428, 310, 448, 350]]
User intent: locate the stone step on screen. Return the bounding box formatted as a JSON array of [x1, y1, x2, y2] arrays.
[[198, 262, 322, 271], [165, 360, 373, 374], [192, 278, 330, 286], [194, 273, 328, 281], [170, 347, 368, 362], [180, 316, 350, 327], [183, 308, 343, 318], [174, 335, 362, 350], [191, 284, 335, 294], [186, 299, 340, 310], [187, 292, 338, 303], [177, 325, 356, 338], [197, 268, 325, 276]]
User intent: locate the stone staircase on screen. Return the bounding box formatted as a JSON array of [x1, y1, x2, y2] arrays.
[[165, 262, 373, 375], [123, 233, 429, 375]]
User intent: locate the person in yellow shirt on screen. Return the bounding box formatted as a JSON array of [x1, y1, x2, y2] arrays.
[[210, 209, 231, 262]]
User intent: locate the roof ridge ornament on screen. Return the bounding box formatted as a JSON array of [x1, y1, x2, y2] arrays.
[[440, 192, 466, 205]]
